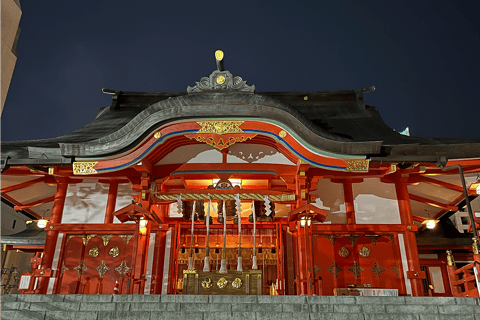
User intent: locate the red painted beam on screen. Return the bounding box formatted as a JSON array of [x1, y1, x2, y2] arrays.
[[412, 215, 427, 222], [2, 193, 42, 220], [14, 196, 55, 211], [1, 177, 45, 194], [409, 194, 458, 212], [409, 175, 476, 195]]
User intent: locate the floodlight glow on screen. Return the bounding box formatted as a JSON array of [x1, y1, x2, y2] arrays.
[[36, 220, 48, 229], [425, 220, 437, 229]]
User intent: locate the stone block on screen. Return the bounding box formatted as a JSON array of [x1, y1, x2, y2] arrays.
[[438, 304, 474, 314], [0, 310, 46, 320], [256, 311, 284, 320], [209, 294, 257, 304], [232, 303, 282, 312], [258, 295, 306, 304], [181, 302, 231, 312], [280, 312, 311, 320], [356, 296, 405, 305], [405, 297, 455, 305], [282, 303, 309, 312], [362, 304, 387, 313], [418, 315, 447, 320], [309, 303, 334, 313], [1, 302, 30, 310], [231, 312, 257, 320], [129, 301, 180, 312], [160, 294, 176, 303], [364, 315, 419, 320], [1, 294, 17, 302], [113, 294, 160, 302], [305, 295, 332, 304], [150, 311, 205, 320], [80, 302, 116, 311], [386, 305, 438, 314], [175, 294, 209, 303], [29, 302, 80, 311], [327, 296, 356, 304], [310, 313, 365, 320], [333, 304, 363, 313], [115, 302, 131, 311], [204, 312, 235, 320], [456, 297, 478, 305], [97, 311, 151, 320], [17, 294, 62, 302], [45, 311, 98, 320]]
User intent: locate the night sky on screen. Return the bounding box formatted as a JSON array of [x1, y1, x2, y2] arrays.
[[2, 1, 480, 142]]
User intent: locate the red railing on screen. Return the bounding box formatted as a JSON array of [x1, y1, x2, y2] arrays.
[[447, 253, 480, 297]]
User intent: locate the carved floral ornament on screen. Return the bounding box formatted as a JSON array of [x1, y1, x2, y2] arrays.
[[184, 120, 257, 150], [187, 70, 255, 93]]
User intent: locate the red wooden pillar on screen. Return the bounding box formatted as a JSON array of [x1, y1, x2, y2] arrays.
[[104, 181, 119, 223], [35, 180, 68, 294], [343, 180, 355, 224], [395, 177, 425, 296]]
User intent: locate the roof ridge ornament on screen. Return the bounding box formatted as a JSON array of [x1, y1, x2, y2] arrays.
[[187, 50, 255, 93]]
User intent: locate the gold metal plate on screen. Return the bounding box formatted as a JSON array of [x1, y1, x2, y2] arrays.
[[217, 277, 228, 289], [359, 246, 370, 258], [73, 162, 98, 175], [216, 75, 226, 84], [89, 247, 99, 257], [232, 278, 242, 289], [339, 246, 349, 258], [109, 246, 119, 258], [215, 50, 224, 61]]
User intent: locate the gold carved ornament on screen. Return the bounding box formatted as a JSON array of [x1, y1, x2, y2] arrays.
[[279, 130, 287, 138], [81, 234, 96, 246], [359, 246, 370, 258], [344, 159, 370, 172], [327, 261, 342, 278], [184, 120, 257, 150], [60, 262, 69, 276], [109, 247, 120, 258], [348, 261, 364, 279], [89, 247, 99, 258], [232, 278, 242, 289], [339, 247, 349, 258], [95, 260, 110, 278], [217, 277, 228, 289], [370, 261, 386, 279], [100, 235, 114, 246], [202, 278, 213, 289], [120, 234, 134, 245], [74, 261, 89, 278], [73, 162, 98, 175], [115, 260, 131, 277]]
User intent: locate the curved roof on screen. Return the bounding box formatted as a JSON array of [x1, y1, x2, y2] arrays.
[[3, 69, 480, 168]]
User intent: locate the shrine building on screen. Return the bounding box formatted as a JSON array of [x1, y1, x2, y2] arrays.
[[2, 51, 480, 297]]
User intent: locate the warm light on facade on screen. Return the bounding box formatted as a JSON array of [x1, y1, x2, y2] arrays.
[[36, 219, 48, 229], [425, 220, 438, 229]]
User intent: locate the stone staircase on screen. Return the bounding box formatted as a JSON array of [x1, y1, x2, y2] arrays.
[[1, 295, 479, 320]]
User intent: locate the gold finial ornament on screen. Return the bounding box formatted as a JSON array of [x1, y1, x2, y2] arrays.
[[446, 250, 455, 266], [473, 237, 480, 255], [216, 75, 226, 84], [215, 50, 224, 61]]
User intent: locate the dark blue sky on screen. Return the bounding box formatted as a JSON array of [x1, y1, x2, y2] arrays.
[[2, 1, 480, 141]]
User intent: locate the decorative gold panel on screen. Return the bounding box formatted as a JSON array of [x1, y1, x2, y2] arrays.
[[183, 270, 261, 295], [101, 235, 114, 246], [327, 261, 342, 278], [344, 159, 369, 172], [73, 162, 98, 175], [196, 120, 244, 135]]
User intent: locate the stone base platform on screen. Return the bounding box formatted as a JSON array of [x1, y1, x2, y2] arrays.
[[1, 294, 479, 320]]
